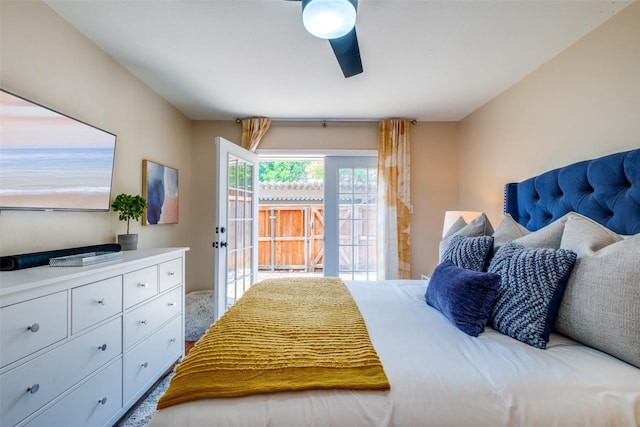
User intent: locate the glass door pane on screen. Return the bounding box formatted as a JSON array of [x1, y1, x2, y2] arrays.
[[324, 156, 377, 280], [226, 154, 254, 306], [214, 137, 258, 320]]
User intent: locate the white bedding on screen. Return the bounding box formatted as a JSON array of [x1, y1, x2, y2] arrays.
[[149, 280, 640, 427]]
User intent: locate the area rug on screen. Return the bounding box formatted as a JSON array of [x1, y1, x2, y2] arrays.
[[185, 290, 214, 341], [116, 372, 173, 427]]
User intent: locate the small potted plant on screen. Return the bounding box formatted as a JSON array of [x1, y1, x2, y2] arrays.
[[111, 193, 147, 250]]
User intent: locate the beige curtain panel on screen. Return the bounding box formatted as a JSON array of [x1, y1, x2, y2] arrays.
[[241, 117, 271, 152], [377, 119, 412, 280]]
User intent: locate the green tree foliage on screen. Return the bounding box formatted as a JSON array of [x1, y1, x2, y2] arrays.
[[259, 161, 323, 182], [305, 162, 324, 180]]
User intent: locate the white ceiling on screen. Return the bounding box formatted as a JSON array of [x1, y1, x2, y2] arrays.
[[45, 0, 632, 122]]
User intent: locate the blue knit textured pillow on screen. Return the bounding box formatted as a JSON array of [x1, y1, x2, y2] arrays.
[[442, 235, 494, 272], [488, 241, 577, 349], [426, 260, 500, 337]]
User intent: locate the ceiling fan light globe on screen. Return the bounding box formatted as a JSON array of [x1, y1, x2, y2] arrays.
[[302, 0, 356, 39]]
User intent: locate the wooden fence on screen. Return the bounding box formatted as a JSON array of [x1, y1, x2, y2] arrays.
[[258, 205, 324, 271], [258, 203, 377, 273]]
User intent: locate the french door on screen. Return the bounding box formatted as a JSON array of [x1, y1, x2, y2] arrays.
[[213, 137, 259, 320], [324, 156, 377, 280]]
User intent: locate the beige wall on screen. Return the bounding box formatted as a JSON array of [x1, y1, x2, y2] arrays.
[[459, 2, 640, 227], [187, 121, 458, 290], [259, 121, 378, 151], [0, 2, 192, 262], [410, 122, 459, 276], [188, 121, 240, 292]]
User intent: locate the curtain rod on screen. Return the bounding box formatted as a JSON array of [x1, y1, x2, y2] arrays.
[[235, 118, 417, 126]]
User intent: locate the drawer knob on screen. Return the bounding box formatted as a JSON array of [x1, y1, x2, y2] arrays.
[[170, 338, 176, 343], [141, 362, 149, 368], [168, 271, 175, 276], [27, 384, 40, 394], [97, 299, 107, 306], [98, 397, 108, 405], [168, 302, 176, 307], [138, 282, 149, 288], [98, 344, 108, 351], [139, 320, 147, 325], [27, 323, 40, 333]]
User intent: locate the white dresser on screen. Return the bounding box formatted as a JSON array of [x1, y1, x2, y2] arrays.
[[0, 247, 188, 427]]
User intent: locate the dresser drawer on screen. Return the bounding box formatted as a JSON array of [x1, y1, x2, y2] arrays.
[[159, 258, 183, 292], [1, 291, 68, 368], [124, 265, 158, 308], [124, 286, 182, 349], [24, 359, 122, 427], [123, 315, 182, 403], [71, 276, 122, 334], [0, 317, 122, 427]]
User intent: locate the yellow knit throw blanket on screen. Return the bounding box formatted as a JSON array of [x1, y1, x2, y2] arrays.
[[157, 277, 389, 409]]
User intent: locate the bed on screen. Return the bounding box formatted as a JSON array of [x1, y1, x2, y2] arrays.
[[149, 148, 640, 427]]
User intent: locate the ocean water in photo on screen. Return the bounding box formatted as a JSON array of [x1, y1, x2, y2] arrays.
[[0, 147, 114, 198]]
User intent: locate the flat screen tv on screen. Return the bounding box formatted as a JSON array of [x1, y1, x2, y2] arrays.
[[0, 89, 117, 211]]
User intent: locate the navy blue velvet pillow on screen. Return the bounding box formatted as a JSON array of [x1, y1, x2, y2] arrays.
[[442, 235, 494, 272], [488, 241, 577, 349], [425, 260, 501, 337]]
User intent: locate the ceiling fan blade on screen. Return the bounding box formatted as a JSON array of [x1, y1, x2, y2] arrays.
[[328, 27, 363, 78]]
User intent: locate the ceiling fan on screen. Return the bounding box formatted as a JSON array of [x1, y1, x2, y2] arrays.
[[289, 0, 363, 78]]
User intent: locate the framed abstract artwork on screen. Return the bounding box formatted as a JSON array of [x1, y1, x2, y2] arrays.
[[142, 159, 179, 225]]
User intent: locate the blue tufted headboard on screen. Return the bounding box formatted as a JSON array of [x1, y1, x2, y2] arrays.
[[504, 148, 640, 235]]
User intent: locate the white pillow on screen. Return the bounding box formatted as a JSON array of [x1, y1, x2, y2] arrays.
[[439, 213, 494, 261], [492, 212, 571, 253], [556, 213, 640, 368]]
